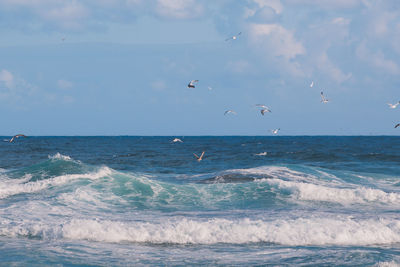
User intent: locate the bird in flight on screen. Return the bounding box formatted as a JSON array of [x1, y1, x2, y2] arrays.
[[193, 151, 205, 161], [187, 80, 199, 88], [6, 134, 27, 143], [171, 138, 183, 143], [388, 102, 400, 109], [271, 128, 280, 134], [224, 110, 237, 115], [320, 91, 329, 103], [261, 108, 272, 115], [255, 104, 271, 115], [225, 32, 241, 41]]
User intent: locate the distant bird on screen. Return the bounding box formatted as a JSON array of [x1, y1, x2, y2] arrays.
[[224, 110, 237, 115], [320, 91, 329, 103], [6, 134, 27, 143], [271, 128, 280, 134], [225, 32, 241, 41], [310, 81, 314, 88], [187, 80, 199, 88], [255, 104, 269, 109], [193, 151, 205, 161], [171, 138, 183, 143], [395, 123, 400, 128], [208, 86, 213, 90], [260, 108, 271, 115], [254, 152, 268, 156], [388, 102, 400, 109]]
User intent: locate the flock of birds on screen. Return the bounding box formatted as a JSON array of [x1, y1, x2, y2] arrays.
[[5, 31, 400, 162]]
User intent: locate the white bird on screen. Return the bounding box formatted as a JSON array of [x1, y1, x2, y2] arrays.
[[193, 151, 205, 161], [254, 152, 268, 156], [260, 108, 271, 115], [310, 81, 314, 88], [187, 80, 199, 88], [320, 91, 329, 103], [6, 134, 27, 143], [225, 32, 242, 41], [388, 102, 400, 109], [224, 110, 237, 115], [171, 138, 183, 143], [271, 128, 280, 134]]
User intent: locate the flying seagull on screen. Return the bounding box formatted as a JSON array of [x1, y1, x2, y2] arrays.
[[320, 91, 329, 103], [193, 151, 205, 161], [255, 104, 269, 109], [310, 81, 314, 88], [224, 110, 237, 115], [171, 138, 183, 143], [225, 32, 241, 41], [271, 128, 280, 134], [187, 80, 199, 88], [388, 102, 400, 109], [395, 123, 400, 128], [7, 134, 27, 143], [260, 108, 272, 115]]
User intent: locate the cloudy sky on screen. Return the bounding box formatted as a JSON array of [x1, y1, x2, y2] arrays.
[[0, 0, 399, 135]]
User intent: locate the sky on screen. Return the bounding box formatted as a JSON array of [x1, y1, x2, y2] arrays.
[[0, 0, 400, 135]]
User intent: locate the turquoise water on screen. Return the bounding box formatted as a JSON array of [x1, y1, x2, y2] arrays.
[[1, 136, 400, 266]]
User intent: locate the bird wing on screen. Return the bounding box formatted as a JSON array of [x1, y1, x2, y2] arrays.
[[199, 151, 205, 159], [193, 153, 200, 159]]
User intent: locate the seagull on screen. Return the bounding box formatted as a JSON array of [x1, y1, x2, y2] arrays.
[[310, 81, 314, 88], [388, 102, 400, 109], [271, 128, 280, 134], [260, 108, 271, 115], [395, 123, 400, 128], [6, 134, 27, 143], [224, 110, 237, 115], [320, 91, 329, 103], [171, 138, 183, 143], [225, 32, 242, 41], [193, 151, 205, 161], [255, 104, 269, 109], [187, 80, 199, 88]]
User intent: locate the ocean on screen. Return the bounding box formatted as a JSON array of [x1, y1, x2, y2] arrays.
[[1, 136, 400, 266]]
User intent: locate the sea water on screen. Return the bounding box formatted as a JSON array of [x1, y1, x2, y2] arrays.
[[0, 136, 400, 266]]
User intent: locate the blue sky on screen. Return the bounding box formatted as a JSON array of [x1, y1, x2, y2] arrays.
[[0, 0, 399, 135]]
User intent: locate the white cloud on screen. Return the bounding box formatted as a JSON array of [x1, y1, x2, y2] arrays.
[[356, 41, 400, 75], [155, 0, 204, 19], [317, 52, 352, 83], [57, 79, 73, 90], [253, 0, 283, 14], [0, 69, 14, 89], [283, 0, 364, 9], [249, 23, 305, 60]]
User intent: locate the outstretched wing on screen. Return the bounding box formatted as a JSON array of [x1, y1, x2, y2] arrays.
[[193, 153, 200, 159]]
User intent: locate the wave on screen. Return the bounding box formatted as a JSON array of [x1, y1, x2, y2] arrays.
[[3, 216, 400, 246], [2, 154, 400, 209]]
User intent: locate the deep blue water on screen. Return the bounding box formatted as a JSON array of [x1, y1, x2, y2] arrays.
[[1, 136, 400, 266]]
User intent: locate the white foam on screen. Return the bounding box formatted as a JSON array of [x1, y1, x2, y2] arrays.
[[263, 178, 400, 205], [60, 217, 400, 246], [48, 153, 73, 161], [377, 261, 400, 267], [0, 167, 112, 199]]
